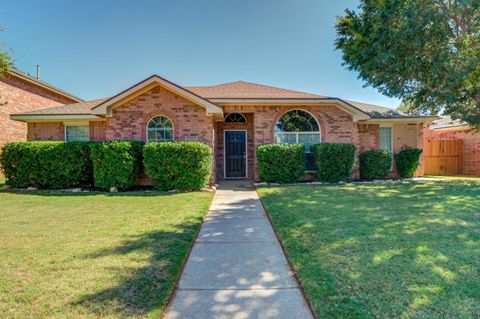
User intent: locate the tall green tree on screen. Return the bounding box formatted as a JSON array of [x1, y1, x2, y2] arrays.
[[336, 0, 480, 127], [0, 27, 11, 76]]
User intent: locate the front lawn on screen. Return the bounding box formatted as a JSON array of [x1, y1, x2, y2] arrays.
[[257, 181, 480, 318], [424, 175, 480, 182], [0, 190, 212, 318]]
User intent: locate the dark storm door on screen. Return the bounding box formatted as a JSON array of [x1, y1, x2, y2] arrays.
[[225, 131, 247, 178]]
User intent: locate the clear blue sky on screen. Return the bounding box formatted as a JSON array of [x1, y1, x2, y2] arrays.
[[1, 0, 400, 108]]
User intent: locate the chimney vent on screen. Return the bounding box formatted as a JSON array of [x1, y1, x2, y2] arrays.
[[36, 65, 40, 80]]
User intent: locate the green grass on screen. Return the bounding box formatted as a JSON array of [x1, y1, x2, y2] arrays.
[[0, 190, 212, 319], [425, 175, 480, 182], [258, 181, 480, 318]]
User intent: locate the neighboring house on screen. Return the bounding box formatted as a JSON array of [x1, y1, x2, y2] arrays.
[[0, 67, 82, 151], [10, 74, 434, 181], [425, 116, 480, 176]]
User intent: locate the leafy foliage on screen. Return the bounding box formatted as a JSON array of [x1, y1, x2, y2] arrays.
[[89, 141, 143, 190], [0, 50, 10, 76], [311, 143, 356, 182], [256, 144, 305, 183], [359, 150, 392, 180], [143, 142, 212, 191], [395, 147, 423, 178], [0, 27, 11, 77], [0, 142, 91, 188], [336, 0, 480, 127]]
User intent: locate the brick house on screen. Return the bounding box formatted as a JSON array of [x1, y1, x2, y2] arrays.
[[10, 74, 435, 181], [0, 67, 82, 151], [425, 117, 480, 176]]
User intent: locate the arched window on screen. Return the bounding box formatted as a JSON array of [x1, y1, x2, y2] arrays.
[[274, 110, 321, 152], [147, 115, 174, 142], [224, 113, 247, 124]]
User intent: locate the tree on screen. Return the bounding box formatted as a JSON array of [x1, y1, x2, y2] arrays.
[[396, 100, 420, 115], [336, 0, 480, 127], [0, 27, 11, 76]]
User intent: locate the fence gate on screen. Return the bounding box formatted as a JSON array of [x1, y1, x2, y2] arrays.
[[424, 139, 463, 175]]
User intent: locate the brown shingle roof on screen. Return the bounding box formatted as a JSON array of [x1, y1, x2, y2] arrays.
[[17, 98, 108, 115], [345, 100, 408, 119], [186, 81, 326, 99], [428, 116, 468, 130], [7, 67, 83, 102], [11, 79, 433, 121]]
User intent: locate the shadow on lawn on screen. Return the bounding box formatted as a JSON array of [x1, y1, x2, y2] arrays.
[[260, 181, 480, 318], [0, 188, 179, 198], [71, 219, 201, 317]]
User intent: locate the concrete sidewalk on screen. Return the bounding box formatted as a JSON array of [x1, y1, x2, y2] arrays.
[[165, 181, 314, 319]]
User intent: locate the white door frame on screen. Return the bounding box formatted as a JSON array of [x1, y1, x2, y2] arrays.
[[223, 129, 248, 179]]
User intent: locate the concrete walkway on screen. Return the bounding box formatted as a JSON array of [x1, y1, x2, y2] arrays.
[[165, 181, 314, 319]]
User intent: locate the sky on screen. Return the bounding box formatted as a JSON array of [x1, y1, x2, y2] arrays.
[[1, 0, 400, 108]]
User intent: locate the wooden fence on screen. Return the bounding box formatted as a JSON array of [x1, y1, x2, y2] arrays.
[[424, 139, 463, 175]]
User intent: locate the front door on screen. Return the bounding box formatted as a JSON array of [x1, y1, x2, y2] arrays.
[[225, 131, 247, 178]]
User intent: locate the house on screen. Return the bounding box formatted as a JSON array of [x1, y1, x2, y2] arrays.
[[10, 74, 435, 181], [0, 67, 82, 153], [424, 116, 480, 176]]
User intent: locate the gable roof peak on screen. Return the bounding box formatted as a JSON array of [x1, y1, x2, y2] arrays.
[[91, 74, 223, 116]]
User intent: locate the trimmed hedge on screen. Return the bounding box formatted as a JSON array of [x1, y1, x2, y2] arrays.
[[311, 143, 356, 183], [0, 141, 91, 188], [89, 141, 143, 190], [256, 144, 305, 183], [395, 148, 423, 178], [359, 150, 392, 180], [143, 142, 212, 191]]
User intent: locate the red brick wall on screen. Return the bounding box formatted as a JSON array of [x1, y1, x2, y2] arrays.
[[27, 122, 64, 141], [358, 123, 380, 152], [393, 123, 425, 176], [90, 121, 107, 141], [0, 74, 76, 149], [105, 86, 214, 144], [424, 128, 480, 176], [220, 104, 358, 180], [105, 85, 216, 185]]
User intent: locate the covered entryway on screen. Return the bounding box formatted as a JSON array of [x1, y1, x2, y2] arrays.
[[224, 130, 247, 178], [215, 112, 254, 180], [424, 139, 464, 175]]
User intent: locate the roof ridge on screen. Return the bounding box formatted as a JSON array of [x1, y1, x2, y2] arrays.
[[208, 80, 324, 96], [7, 67, 84, 102]]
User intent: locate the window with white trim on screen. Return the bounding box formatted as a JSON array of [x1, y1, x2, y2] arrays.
[[65, 125, 90, 142], [224, 113, 247, 124], [379, 127, 393, 153], [147, 115, 174, 142], [274, 110, 321, 152]]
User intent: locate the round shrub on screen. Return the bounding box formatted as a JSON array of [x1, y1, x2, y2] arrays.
[[0, 141, 91, 188], [1, 142, 39, 188], [143, 142, 212, 191], [256, 144, 305, 183], [359, 150, 392, 180], [311, 143, 356, 182], [395, 148, 423, 178], [89, 141, 143, 190]]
